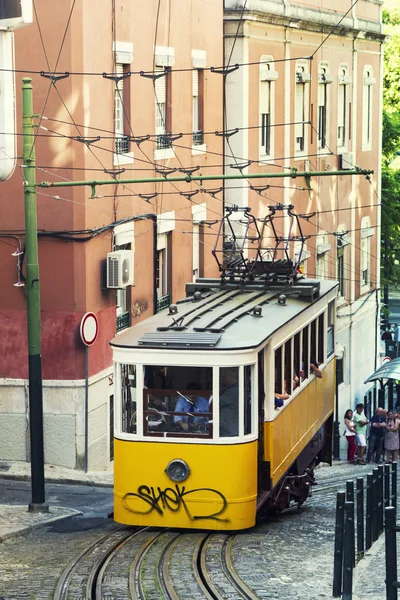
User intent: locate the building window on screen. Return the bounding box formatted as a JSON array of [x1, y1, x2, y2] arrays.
[[192, 69, 204, 145], [155, 67, 171, 150], [318, 65, 330, 149], [362, 67, 374, 149], [156, 233, 171, 312], [360, 218, 373, 290], [316, 233, 331, 280], [259, 57, 276, 157], [114, 63, 129, 154], [337, 67, 349, 147], [337, 243, 345, 298], [295, 63, 309, 153], [114, 222, 135, 332]]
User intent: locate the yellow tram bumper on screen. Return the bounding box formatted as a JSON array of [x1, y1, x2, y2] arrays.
[[114, 438, 258, 531]]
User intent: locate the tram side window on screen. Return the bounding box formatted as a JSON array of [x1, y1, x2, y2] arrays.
[[302, 325, 310, 378], [244, 365, 252, 435], [294, 333, 301, 389], [318, 313, 325, 365], [284, 340, 292, 395], [143, 365, 212, 438], [121, 364, 137, 434], [219, 367, 239, 437], [327, 300, 335, 357], [311, 319, 317, 370]]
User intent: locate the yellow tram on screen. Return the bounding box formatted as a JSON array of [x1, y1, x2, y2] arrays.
[[110, 274, 337, 531]]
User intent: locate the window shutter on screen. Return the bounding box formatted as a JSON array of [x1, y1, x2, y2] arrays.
[[193, 224, 200, 272], [155, 68, 166, 135], [157, 233, 167, 251], [114, 63, 124, 136], [362, 83, 368, 144], [192, 69, 199, 97], [295, 83, 304, 137], [259, 80, 270, 114], [338, 84, 345, 127], [155, 69, 166, 104], [318, 83, 325, 107]]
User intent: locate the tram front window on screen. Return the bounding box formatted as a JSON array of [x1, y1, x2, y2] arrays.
[[143, 366, 212, 438], [121, 364, 137, 434], [219, 367, 239, 437]]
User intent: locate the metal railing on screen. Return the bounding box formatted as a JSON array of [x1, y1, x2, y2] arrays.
[[156, 293, 171, 313], [192, 130, 204, 145], [115, 135, 129, 155], [116, 311, 130, 332], [156, 134, 172, 150], [333, 462, 397, 599]]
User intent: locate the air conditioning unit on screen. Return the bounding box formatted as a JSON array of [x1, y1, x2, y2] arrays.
[[338, 152, 354, 170], [107, 250, 134, 288]]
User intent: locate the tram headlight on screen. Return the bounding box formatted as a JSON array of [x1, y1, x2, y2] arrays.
[[165, 459, 190, 482]]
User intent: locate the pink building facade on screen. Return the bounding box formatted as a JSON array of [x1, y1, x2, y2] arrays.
[[223, 0, 384, 445], [0, 0, 223, 469]]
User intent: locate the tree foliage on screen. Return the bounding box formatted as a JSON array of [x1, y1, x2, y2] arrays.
[[381, 8, 400, 290]]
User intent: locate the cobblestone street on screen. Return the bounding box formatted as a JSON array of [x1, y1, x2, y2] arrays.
[[0, 461, 395, 599]]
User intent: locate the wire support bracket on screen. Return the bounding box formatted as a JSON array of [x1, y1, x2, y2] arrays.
[[74, 136, 101, 145], [138, 193, 158, 203], [102, 71, 132, 82], [180, 190, 199, 200], [40, 71, 70, 83], [211, 64, 240, 76], [104, 168, 126, 178], [131, 134, 150, 146], [215, 128, 239, 138], [139, 70, 167, 81]]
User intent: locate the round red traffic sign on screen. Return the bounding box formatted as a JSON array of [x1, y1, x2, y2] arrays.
[[382, 356, 392, 364], [80, 312, 98, 346]]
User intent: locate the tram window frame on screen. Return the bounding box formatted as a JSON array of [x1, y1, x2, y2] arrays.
[[284, 339, 292, 395], [310, 319, 317, 369], [120, 363, 137, 434], [302, 325, 310, 378], [327, 300, 335, 357], [318, 313, 325, 365], [294, 332, 301, 388], [219, 366, 240, 438], [244, 365, 252, 435], [142, 365, 213, 439], [274, 346, 283, 397]]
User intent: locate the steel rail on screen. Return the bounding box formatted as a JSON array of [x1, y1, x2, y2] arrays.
[[52, 526, 133, 600]]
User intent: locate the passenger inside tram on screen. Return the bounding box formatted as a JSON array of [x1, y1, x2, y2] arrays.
[[173, 383, 210, 432], [143, 365, 212, 436]]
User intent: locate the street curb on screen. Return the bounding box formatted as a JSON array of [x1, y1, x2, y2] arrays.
[[0, 508, 83, 542], [0, 472, 113, 488], [352, 534, 386, 600]]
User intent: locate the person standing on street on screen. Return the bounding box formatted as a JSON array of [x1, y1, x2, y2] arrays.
[[384, 411, 400, 462], [353, 403, 369, 465], [367, 407, 385, 464], [344, 409, 357, 463]]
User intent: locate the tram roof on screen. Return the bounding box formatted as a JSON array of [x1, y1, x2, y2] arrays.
[[110, 277, 338, 352]]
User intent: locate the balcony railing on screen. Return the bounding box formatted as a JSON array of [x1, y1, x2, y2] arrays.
[[115, 135, 129, 155], [156, 134, 172, 150], [157, 293, 171, 313], [116, 311, 130, 332], [192, 130, 204, 146]]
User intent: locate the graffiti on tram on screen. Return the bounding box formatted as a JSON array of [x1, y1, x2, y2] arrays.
[[123, 484, 229, 521]]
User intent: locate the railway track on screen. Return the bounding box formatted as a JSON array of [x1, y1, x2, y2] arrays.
[[53, 527, 260, 599]]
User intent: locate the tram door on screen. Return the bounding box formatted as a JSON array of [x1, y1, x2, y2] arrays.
[[257, 349, 268, 493]]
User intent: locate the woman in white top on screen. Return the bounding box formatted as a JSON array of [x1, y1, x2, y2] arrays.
[[344, 409, 357, 463]]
